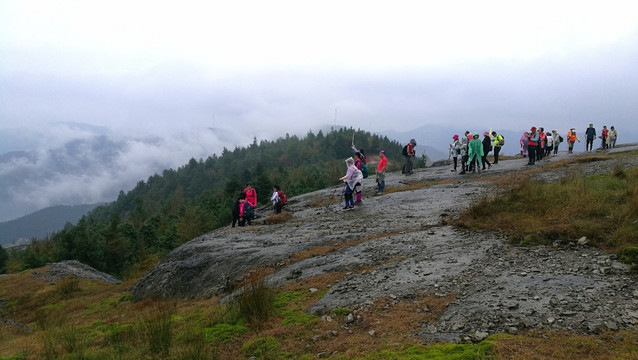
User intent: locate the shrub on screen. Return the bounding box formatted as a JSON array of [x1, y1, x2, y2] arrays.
[[56, 277, 80, 297], [233, 280, 276, 327], [139, 302, 174, 357], [619, 246, 638, 264]]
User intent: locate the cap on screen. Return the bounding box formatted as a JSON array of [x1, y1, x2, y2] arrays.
[[452, 134, 459, 140], [410, 138, 416, 145], [379, 150, 385, 154], [531, 126, 537, 132]]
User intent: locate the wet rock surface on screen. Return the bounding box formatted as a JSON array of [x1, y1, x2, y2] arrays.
[[132, 144, 638, 342]]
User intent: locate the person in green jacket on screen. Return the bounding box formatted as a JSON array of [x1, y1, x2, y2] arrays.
[[467, 133, 484, 173]]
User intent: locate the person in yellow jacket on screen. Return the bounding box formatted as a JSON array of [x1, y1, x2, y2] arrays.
[[491, 131, 504, 164], [567, 128, 580, 153]]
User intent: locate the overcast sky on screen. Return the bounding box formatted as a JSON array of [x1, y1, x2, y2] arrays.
[[2, 1, 638, 222], [2, 0, 638, 137]]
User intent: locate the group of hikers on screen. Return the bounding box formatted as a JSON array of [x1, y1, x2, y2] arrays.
[[518, 124, 619, 165], [236, 124, 621, 217], [231, 183, 286, 227], [339, 147, 387, 210], [448, 131, 505, 174]]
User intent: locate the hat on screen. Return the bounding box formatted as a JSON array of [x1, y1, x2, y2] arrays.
[[483, 131, 489, 136], [379, 150, 385, 154], [531, 126, 537, 132], [410, 138, 416, 145], [453, 134, 459, 140], [345, 157, 354, 164]]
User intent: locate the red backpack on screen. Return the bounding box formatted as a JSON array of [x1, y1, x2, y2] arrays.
[[277, 190, 287, 205]]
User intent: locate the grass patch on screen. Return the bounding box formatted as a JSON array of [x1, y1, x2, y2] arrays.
[[493, 330, 638, 359], [138, 301, 175, 357], [366, 341, 495, 359], [56, 276, 81, 297], [262, 211, 293, 225], [232, 279, 277, 328], [384, 179, 458, 195], [203, 323, 248, 343], [455, 167, 638, 254]]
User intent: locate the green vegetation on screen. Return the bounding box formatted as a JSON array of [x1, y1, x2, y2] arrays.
[[0, 245, 7, 274], [365, 342, 495, 360], [4, 128, 404, 277], [456, 166, 638, 256]]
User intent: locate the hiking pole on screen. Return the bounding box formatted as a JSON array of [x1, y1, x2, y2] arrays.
[[330, 183, 340, 205]]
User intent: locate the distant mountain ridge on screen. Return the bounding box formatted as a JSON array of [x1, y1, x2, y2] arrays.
[[0, 204, 102, 246]]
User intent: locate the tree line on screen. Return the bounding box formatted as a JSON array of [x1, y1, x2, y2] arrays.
[[1, 128, 406, 277]]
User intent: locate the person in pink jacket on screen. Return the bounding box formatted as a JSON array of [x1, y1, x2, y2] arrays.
[[243, 184, 257, 219]]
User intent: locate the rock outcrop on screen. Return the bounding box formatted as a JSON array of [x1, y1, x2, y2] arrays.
[[31, 260, 120, 284], [132, 144, 638, 342]]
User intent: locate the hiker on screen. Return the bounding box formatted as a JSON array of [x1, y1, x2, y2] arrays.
[[351, 144, 367, 165], [567, 128, 580, 153], [449, 134, 461, 172], [544, 132, 554, 157], [403, 139, 416, 175], [459, 137, 469, 174], [527, 127, 539, 165], [520, 131, 529, 157], [467, 133, 484, 173], [232, 192, 252, 227], [608, 126, 618, 148], [491, 131, 504, 164], [376, 150, 387, 195], [338, 157, 362, 210], [536, 127, 546, 161], [601, 125, 609, 149], [585, 124, 596, 151], [243, 183, 257, 219], [270, 185, 284, 214], [551, 130, 561, 156], [353, 153, 364, 204], [359, 148, 367, 164], [481, 132, 492, 170]]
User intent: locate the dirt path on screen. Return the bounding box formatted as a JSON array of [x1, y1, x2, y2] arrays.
[[132, 144, 638, 342]]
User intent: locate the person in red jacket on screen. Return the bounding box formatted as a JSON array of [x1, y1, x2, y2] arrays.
[[243, 184, 257, 219]]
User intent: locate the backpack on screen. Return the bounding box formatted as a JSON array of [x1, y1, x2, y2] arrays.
[[402, 144, 409, 156], [559, 135, 564, 142], [498, 135, 505, 146], [243, 202, 254, 219], [277, 190, 286, 206], [360, 163, 369, 178]]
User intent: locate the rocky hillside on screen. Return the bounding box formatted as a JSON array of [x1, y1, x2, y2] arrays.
[[132, 144, 638, 343]]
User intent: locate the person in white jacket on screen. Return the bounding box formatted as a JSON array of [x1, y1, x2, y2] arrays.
[[449, 135, 460, 172], [338, 157, 363, 210]]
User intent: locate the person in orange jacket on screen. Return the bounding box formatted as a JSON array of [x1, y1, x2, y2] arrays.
[[567, 128, 580, 153]]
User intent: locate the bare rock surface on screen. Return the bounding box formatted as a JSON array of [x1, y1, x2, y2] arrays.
[[31, 260, 120, 284], [132, 144, 638, 342]]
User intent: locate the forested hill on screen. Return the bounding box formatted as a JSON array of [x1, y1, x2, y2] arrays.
[[0, 204, 102, 246], [8, 128, 406, 276]]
